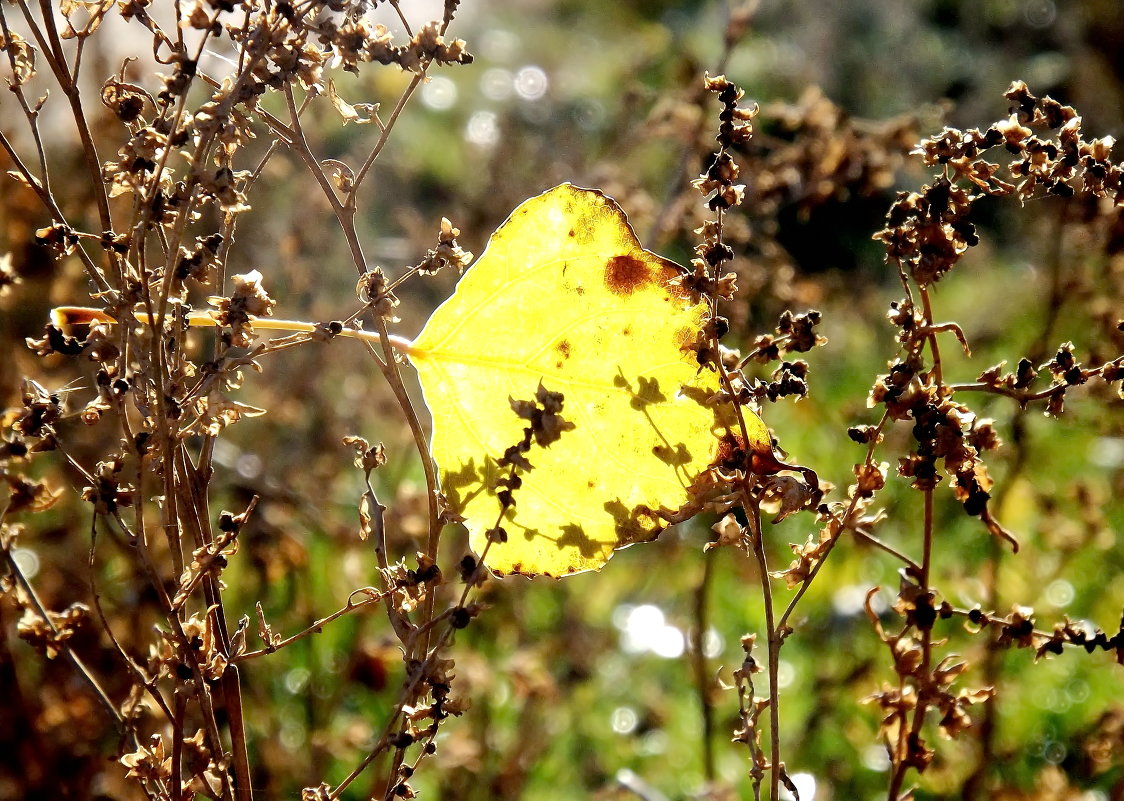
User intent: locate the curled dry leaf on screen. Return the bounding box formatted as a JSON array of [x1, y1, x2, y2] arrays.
[[326, 78, 379, 125], [707, 513, 743, 551]]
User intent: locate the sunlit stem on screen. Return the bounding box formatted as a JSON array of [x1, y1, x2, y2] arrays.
[[50, 306, 418, 356]]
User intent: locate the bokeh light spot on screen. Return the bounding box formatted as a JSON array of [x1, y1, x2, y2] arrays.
[[1045, 578, 1074, 608], [12, 547, 39, 579], [421, 76, 457, 110], [480, 68, 514, 101], [464, 111, 499, 147], [610, 706, 638, 734], [514, 65, 549, 101], [617, 603, 685, 659]]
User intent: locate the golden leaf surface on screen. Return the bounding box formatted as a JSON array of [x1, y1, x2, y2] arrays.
[[410, 184, 771, 577]]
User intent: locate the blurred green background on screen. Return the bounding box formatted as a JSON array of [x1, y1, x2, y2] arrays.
[[2, 1, 1122, 799]]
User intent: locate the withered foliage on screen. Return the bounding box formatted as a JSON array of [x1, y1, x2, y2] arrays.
[[1, 1, 478, 799], [1, 2, 1122, 801]]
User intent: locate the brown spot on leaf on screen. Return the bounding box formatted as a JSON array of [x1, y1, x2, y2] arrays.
[[605, 254, 652, 295], [621, 325, 633, 336], [568, 228, 576, 237], [556, 339, 571, 358]]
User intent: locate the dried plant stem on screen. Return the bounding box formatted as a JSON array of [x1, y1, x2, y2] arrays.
[[852, 527, 921, 573], [362, 478, 415, 645], [737, 334, 793, 370], [223, 668, 253, 801], [388, 0, 413, 36], [886, 488, 935, 801], [172, 693, 187, 801], [234, 590, 387, 663], [279, 83, 444, 644], [777, 412, 890, 633], [0, 6, 50, 193], [0, 5, 111, 291], [175, 450, 253, 801], [87, 515, 176, 725], [350, 72, 424, 196], [744, 499, 781, 800], [692, 549, 717, 780], [370, 465, 510, 799], [332, 536, 498, 801], [946, 381, 1081, 404], [282, 84, 351, 214], [111, 499, 236, 800], [919, 289, 942, 385], [1, 504, 124, 730], [273, 71, 451, 795], [25, 0, 117, 260]]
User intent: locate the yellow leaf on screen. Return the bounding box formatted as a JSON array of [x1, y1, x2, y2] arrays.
[[45, 186, 776, 577], [411, 184, 772, 577]]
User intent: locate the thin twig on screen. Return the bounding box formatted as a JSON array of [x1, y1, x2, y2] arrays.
[[776, 410, 891, 633], [745, 500, 781, 801], [234, 590, 388, 663], [1, 504, 124, 730], [331, 536, 497, 801], [851, 527, 921, 573], [349, 71, 424, 196], [691, 549, 717, 780], [28, 0, 120, 283], [87, 512, 176, 725]]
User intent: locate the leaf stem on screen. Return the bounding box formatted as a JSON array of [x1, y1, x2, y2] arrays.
[[49, 306, 420, 356]]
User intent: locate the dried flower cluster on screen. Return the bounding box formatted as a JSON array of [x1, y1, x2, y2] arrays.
[[853, 83, 1124, 797], [1, 0, 1122, 797], [678, 75, 1123, 801], [1, 0, 479, 798], [657, 82, 922, 329]]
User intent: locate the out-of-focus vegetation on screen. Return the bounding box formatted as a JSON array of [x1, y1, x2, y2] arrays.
[[1, 1, 1122, 800]]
